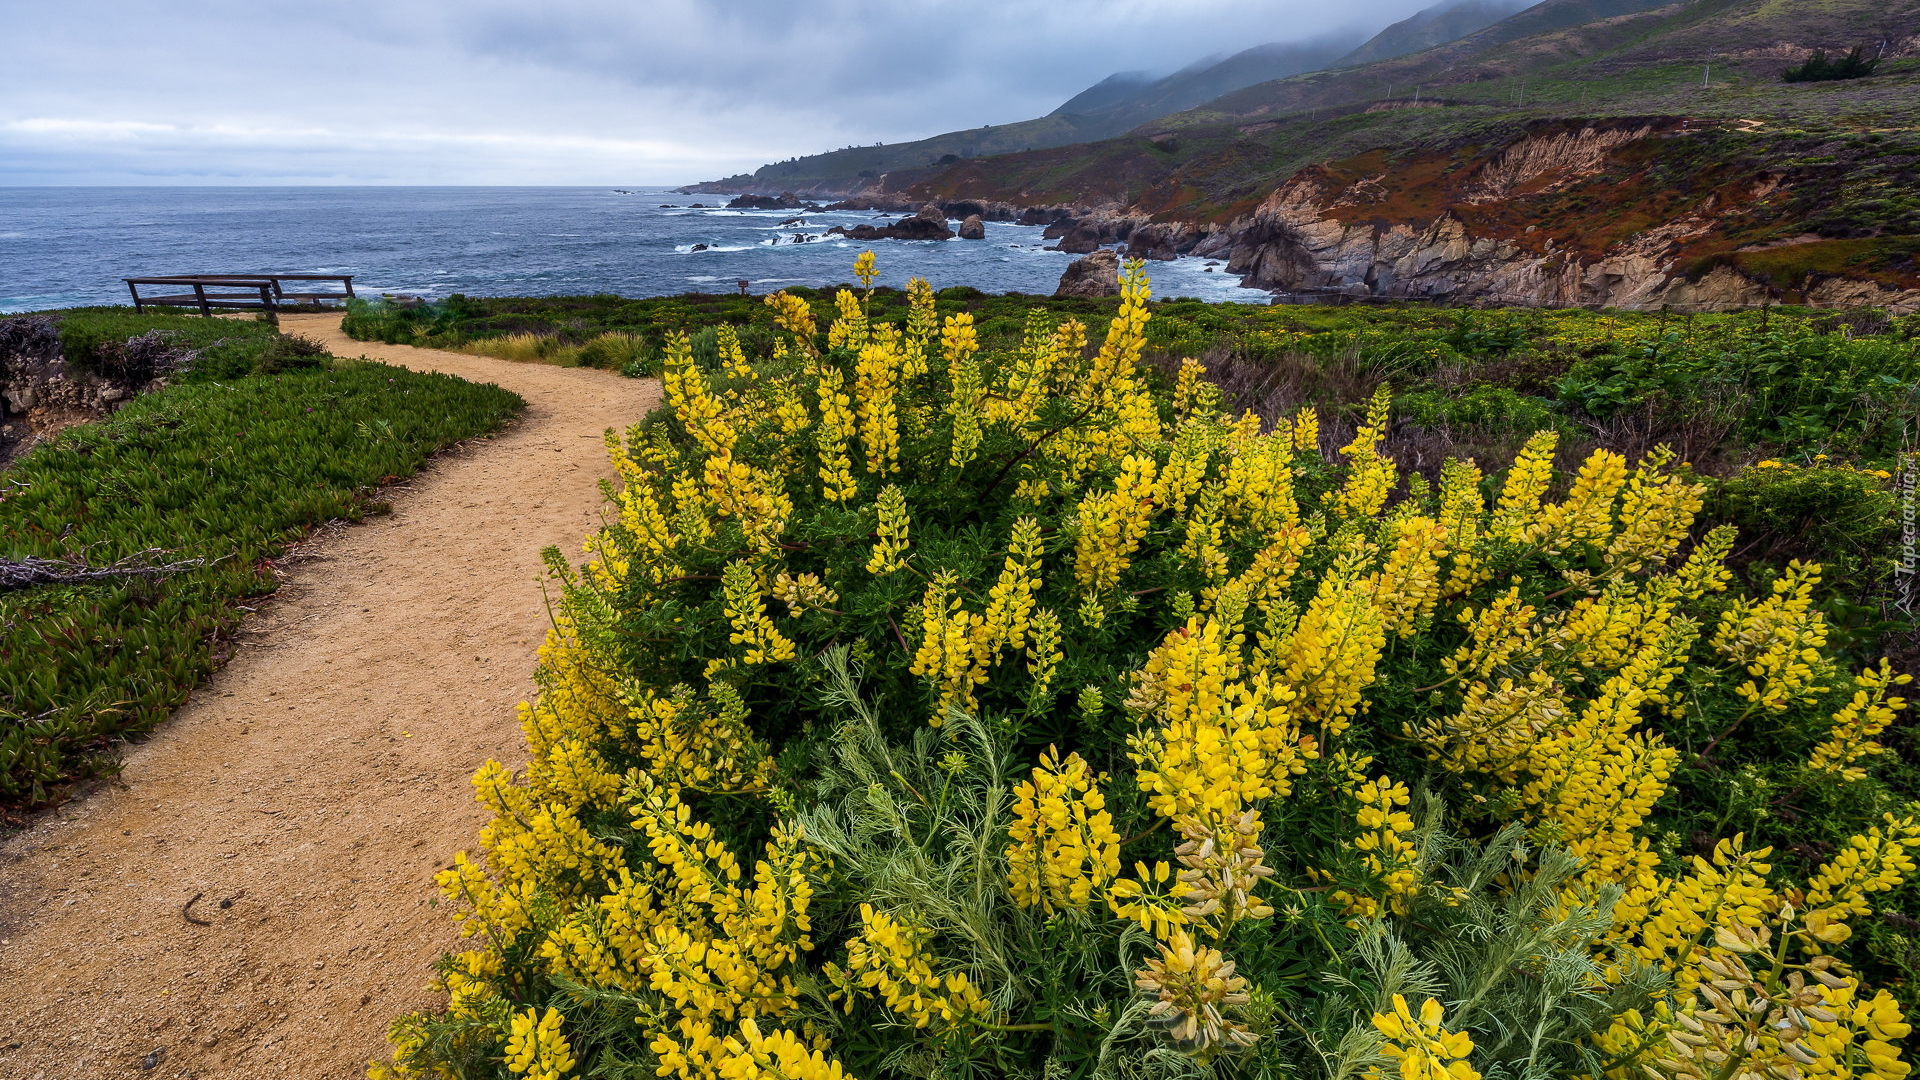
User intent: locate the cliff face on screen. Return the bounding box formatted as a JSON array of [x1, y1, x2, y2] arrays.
[[1213, 121, 1920, 311]]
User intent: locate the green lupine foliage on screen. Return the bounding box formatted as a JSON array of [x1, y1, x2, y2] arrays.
[[1, 351, 522, 810]]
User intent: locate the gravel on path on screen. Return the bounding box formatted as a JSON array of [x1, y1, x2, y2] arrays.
[[0, 316, 659, 1079]]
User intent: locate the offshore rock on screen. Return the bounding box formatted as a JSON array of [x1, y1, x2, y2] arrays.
[[827, 204, 955, 242], [958, 214, 986, 240], [1055, 250, 1121, 298], [1126, 221, 1200, 261], [726, 192, 803, 210], [894, 204, 954, 240], [1051, 222, 1104, 254]]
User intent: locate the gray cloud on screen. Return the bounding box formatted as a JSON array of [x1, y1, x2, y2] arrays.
[[0, 0, 1433, 184]]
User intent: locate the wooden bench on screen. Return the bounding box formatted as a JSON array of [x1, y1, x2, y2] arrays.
[[124, 274, 357, 320]]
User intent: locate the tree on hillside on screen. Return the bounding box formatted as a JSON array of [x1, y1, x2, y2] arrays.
[[1782, 45, 1879, 82]]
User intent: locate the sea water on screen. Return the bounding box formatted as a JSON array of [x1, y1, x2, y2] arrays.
[[0, 186, 1262, 314]]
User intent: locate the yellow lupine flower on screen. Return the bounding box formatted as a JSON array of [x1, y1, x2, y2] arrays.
[[1804, 815, 1920, 923], [1289, 406, 1319, 455], [1006, 747, 1123, 913], [1025, 607, 1064, 706], [763, 290, 817, 348], [866, 484, 911, 574], [715, 1019, 855, 1080], [909, 572, 987, 724], [1331, 776, 1420, 919], [1072, 453, 1159, 614], [722, 560, 797, 665], [1434, 457, 1486, 596], [1490, 431, 1558, 541], [1710, 560, 1829, 713], [981, 516, 1045, 655], [832, 905, 994, 1032], [1370, 515, 1448, 636], [1130, 616, 1313, 826], [1809, 660, 1912, 781], [1331, 386, 1395, 520], [1529, 448, 1629, 554], [1367, 995, 1480, 1080], [1279, 564, 1387, 738], [827, 289, 867, 350], [1605, 447, 1704, 573], [504, 1007, 576, 1080], [663, 332, 737, 457], [811, 363, 859, 502], [853, 332, 902, 475]]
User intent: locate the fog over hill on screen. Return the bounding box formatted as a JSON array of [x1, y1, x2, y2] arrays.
[[696, 0, 1542, 193]]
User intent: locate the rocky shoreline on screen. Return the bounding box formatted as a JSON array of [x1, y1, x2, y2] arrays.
[[694, 118, 1920, 314]]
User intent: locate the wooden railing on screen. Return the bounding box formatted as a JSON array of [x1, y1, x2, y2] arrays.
[[124, 274, 357, 319]]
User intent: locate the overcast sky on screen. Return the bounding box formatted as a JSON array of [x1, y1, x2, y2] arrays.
[[0, 0, 1434, 186]]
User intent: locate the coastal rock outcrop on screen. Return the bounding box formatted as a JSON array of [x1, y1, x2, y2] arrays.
[[1054, 251, 1121, 298], [0, 314, 180, 465], [1051, 223, 1104, 254], [958, 215, 986, 240], [1203, 122, 1920, 312], [826, 203, 956, 243], [727, 192, 803, 210], [1126, 222, 1201, 261], [894, 204, 954, 240]]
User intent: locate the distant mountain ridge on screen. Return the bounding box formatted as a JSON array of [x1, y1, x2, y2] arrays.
[[1333, 0, 1535, 65], [854, 0, 1920, 311], [692, 0, 1529, 195]]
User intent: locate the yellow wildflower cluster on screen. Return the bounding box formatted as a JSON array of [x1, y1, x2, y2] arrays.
[[1808, 660, 1911, 781], [387, 254, 1918, 1080], [506, 1007, 577, 1080], [1134, 929, 1257, 1055], [1711, 561, 1830, 713], [1332, 776, 1420, 919], [1007, 747, 1123, 913], [829, 904, 995, 1033], [1367, 995, 1481, 1080]]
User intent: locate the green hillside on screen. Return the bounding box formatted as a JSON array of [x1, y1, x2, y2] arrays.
[[880, 0, 1920, 221]]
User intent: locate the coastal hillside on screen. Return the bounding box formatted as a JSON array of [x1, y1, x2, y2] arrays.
[[825, 0, 1920, 309], [691, 0, 1547, 195], [691, 0, 1675, 197]]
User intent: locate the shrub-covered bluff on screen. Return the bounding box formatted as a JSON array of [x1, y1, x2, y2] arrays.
[[377, 257, 1919, 1080]]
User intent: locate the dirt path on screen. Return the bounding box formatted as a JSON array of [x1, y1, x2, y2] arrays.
[[0, 316, 658, 1080]]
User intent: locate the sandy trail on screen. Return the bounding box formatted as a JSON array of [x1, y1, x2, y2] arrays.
[[0, 316, 658, 1080]]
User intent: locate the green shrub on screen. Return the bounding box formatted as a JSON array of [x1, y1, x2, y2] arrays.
[[47, 307, 324, 382], [1708, 457, 1900, 587], [1396, 384, 1565, 436], [1783, 47, 1880, 83]]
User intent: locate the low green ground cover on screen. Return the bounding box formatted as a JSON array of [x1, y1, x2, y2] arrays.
[[51, 306, 336, 380], [1, 315, 523, 811]]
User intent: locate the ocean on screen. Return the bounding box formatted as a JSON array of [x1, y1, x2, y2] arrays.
[[0, 187, 1262, 314]]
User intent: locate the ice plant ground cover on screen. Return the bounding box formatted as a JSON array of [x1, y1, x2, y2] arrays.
[[0, 323, 523, 808], [380, 256, 1919, 1080]]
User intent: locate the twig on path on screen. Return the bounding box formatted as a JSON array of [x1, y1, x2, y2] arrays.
[[181, 891, 211, 926]]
